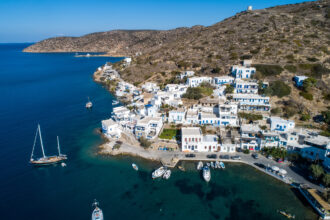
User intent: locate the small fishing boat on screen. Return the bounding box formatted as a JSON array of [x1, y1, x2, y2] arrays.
[[163, 169, 171, 179], [152, 166, 166, 179], [203, 166, 211, 182], [178, 165, 185, 171], [92, 199, 103, 220], [197, 161, 203, 170], [220, 161, 225, 169], [206, 162, 210, 167], [86, 97, 93, 108], [112, 100, 119, 105], [215, 161, 220, 169], [30, 124, 67, 166], [210, 162, 215, 169], [278, 210, 295, 219], [61, 162, 66, 167], [132, 163, 138, 171]]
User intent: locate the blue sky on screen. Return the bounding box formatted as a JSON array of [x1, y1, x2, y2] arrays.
[[0, 0, 309, 43]]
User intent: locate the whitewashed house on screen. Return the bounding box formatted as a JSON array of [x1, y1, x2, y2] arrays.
[[240, 124, 261, 151], [300, 135, 330, 162], [186, 110, 199, 125], [101, 119, 122, 139], [124, 57, 132, 65], [181, 127, 220, 152], [179, 71, 195, 80], [231, 65, 256, 79], [168, 109, 186, 124], [199, 112, 219, 126], [234, 79, 258, 94], [213, 76, 235, 86], [270, 117, 295, 132], [186, 77, 212, 87], [218, 102, 239, 127], [112, 106, 131, 122], [142, 82, 159, 93], [260, 131, 280, 148], [232, 94, 270, 112], [145, 104, 158, 117], [134, 117, 163, 140]]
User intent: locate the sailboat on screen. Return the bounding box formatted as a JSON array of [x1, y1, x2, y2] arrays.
[[86, 97, 93, 108], [30, 124, 67, 165]]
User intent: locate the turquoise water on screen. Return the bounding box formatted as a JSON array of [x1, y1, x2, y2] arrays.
[[0, 43, 318, 219]]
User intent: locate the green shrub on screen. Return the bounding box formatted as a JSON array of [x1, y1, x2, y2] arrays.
[[302, 77, 317, 92], [310, 164, 324, 180], [253, 64, 283, 77], [238, 112, 263, 121], [299, 92, 313, 100], [113, 144, 121, 150], [284, 65, 297, 73], [243, 149, 250, 154], [300, 114, 311, 121], [263, 81, 291, 98], [271, 107, 281, 115], [307, 57, 319, 62], [182, 87, 203, 100], [225, 84, 234, 94], [139, 136, 151, 148]]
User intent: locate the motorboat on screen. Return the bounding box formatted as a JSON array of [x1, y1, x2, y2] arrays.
[[86, 97, 93, 108], [132, 163, 138, 171], [278, 210, 295, 219], [206, 162, 210, 167], [215, 161, 220, 169], [203, 166, 211, 182], [210, 162, 215, 169], [112, 100, 119, 105], [30, 124, 67, 166], [178, 166, 185, 171], [91, 199, 103, 220], [152, 166, 166, 179], [197, 161, 203, 170], [220, 161, 225, 169], [163, 169, 171, 180]]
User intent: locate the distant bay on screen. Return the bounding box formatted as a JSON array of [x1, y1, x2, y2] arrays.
[[0, 43, 318, 220]]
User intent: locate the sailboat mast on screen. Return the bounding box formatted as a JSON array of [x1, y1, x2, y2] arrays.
[[38, 124, 46, 158], [57, 136, 61, 156], [30, 126, 39, 160]]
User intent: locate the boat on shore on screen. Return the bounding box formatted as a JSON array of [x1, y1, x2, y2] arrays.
[[92, 199, 103, 220], [86, 97, 93, 108], [132, 163, 138, 171], [197, 161, 203, 170], [30, 124, 67, 166], [220, 161, 225, 169], [203, 166, 211, 182], [163, 169, 171, 179], [152, 166, 166, 179]]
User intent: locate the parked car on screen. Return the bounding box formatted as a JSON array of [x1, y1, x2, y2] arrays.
[[185, 153, 196, 158], [267, 155, 273, 160], [254, 163, 265, 169], [207, 154, 217, 159], [231, 156, 241, 160], [220, 155, 230, 159], [252, 153, 259, 159]]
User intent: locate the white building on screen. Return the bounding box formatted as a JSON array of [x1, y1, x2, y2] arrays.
[[112, 106, 131, 122], [186, 77, 212, 87], [101, 119, 122, 139], [181, 127, 203, 152], [142, 82, 159, 93], [218, 102, 239, 127], [240, 124, 261, 151], [270, 117, 295, 132], [231, 65, 256, 79], [213, 76, 235, 86], [168, 109, 186, 124], [186, 110, 199, 125], [179, 71, 195, 80], [234, 79, 258, 94], [300, 135, 330, 162], [145, 104, 158, 117], [124, 57, 132, 65], [232, 94, 270, 112], [134, 117, 163, 139], [165, 84, 188, 96]]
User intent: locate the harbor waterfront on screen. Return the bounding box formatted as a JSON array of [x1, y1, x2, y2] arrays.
[[0, 43, 319, 220]]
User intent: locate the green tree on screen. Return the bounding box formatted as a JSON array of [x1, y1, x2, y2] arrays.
[[225, 84, 234, 94], [302, 77, 317, 92], [322, 174, 330, 187], [182, 87, 202, 100], [310, 164, 324, 180]]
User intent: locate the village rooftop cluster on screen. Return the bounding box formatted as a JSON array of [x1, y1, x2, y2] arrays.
[[98, 58, 330, 169]]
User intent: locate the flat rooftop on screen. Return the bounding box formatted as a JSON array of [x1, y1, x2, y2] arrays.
[[182, 127, 202, 136]]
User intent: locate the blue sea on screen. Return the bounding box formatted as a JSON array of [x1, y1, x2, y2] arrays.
[[0, 43, 318, 220]]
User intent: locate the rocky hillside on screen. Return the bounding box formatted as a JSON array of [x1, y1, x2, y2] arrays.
[[25, 0, 330, 124]]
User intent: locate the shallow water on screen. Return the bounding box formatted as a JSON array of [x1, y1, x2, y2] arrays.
[[0, 43, 318, 219]]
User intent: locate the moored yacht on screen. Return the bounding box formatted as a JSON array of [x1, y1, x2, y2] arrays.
[[152, 166, 166, 179], [92, 199, 103, 220], [203, 166, 211, 182], [30, 124, 67, 166], [220, 161, 225, 169], [86, 97, 93, 108]]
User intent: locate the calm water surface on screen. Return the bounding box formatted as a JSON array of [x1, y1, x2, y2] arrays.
[[0, 44, 318, 219]]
